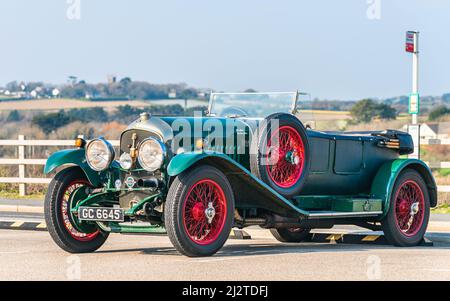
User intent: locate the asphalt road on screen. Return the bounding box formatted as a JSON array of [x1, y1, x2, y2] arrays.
[[1, 229, 450, 281]]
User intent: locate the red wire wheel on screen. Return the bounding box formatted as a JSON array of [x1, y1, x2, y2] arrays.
[[60, 180, 99, 242], [45, 168, 109, 253], [166, 165, 234, 257], [182, 179, 227, 245], [381, 169, 431, 247], [250, 113, 310, 198], [265, 125, 305, 188], [393, 180, 425, 237]]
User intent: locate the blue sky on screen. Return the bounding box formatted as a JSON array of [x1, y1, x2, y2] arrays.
[[0, 0, 449, 100]]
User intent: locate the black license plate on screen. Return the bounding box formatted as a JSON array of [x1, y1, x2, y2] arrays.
[[78, 207, 124, 222]]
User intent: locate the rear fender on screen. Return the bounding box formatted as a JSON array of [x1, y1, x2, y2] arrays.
[[371, 159, 437, 219], [167, 152, 308, 217], [44, 149, 104, 187]]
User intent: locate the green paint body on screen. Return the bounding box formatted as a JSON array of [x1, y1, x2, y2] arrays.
[[44, 149, 105, 187], [43, 116, 437, 234], [168, 152, 436, 220], [169, 151, 310, 216], [370, 158, 437, 218]]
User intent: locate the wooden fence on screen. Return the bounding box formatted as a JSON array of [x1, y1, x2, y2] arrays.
[[0, 135, 449, 196], [0, 136, 119, 196]]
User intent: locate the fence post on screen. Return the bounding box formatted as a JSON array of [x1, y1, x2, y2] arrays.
[[18, 135, 26, 196]]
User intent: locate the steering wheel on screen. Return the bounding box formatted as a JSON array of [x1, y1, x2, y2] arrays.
[[220, 106, 248, 117]]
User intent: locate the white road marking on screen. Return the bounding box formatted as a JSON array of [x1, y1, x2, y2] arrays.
[[10, 221, 24, 228], [36, 222, 47, 229]]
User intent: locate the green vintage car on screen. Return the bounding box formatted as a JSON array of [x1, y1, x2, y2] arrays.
[[44, 92, 437, 257]]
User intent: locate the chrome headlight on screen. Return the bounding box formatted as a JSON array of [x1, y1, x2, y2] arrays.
[[85, 138, 115, 171], [138, 138, 166, 172], [119, 152, 133, 170]]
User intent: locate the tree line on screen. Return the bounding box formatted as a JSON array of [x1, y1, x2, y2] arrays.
[[26, 105, 207, 134], [349, 99, 397, 123], [2, 79, 206, 101]]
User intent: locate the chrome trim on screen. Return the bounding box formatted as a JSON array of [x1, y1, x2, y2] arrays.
[[292, 91, 311, 114], [307, 211, 383, 219], [125, 117, 174, 142], [291, 90, 299, 114]]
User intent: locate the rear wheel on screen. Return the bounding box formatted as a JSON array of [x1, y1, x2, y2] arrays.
[[381, 169, 430, 247], [165, 165, 234, 257], [250, 113, 310, 198], [44, 167, 109, 253], [270, 228, 311, 243]]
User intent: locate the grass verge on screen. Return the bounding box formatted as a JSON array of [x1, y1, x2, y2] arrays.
[[0, 191, 45, 200], [432, 204, 450, 214]]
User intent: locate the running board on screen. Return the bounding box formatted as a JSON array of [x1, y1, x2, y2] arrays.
[[306, 211, 383, 219]]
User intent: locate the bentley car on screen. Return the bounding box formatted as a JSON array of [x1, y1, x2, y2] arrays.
[[44, 92, 437, 257]]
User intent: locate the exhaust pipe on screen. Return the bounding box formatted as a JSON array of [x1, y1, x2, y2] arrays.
[[234, 210, 334, 229], [234, 210, 266, 226]]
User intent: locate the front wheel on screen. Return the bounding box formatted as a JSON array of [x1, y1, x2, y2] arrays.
[[44, 167, 109, 253], [165, 165, 234, 257], [381, 169, 430, 247]]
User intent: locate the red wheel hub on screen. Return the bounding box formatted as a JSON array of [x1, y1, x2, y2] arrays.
[[61, 180, 99, 242], [266, 125, 305, 188], [191, 203, 205, 221], [397, 200, 410, 215], [182, 179, 227, 245], [394, 180, 425, 237]]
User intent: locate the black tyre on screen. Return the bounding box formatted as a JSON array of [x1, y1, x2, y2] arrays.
[[165, 165, 234, 257], [270, 228, 311, 243], [45, 167, 109, 253], [250, 113, 310, 198], [381, 169, 430, 247]]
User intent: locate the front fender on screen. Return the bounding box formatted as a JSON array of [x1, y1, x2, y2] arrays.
[[167, 152, 216, 176], [371, 159, 437, 219], [44, 149, 104, 187]]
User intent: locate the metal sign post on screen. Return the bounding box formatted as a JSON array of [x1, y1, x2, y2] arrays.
[[408, 124, 420, 159], [406, 31, 420, 159]]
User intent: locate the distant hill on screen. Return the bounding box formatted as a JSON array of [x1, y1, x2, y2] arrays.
[[1, 79, 449, 114]]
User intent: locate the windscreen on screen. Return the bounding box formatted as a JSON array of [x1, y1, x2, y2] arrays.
[[209, 92, 297, 118]]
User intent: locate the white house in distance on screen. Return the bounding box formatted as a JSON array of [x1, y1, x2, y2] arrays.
[[168, 89, 177, 99], [52, 88, 60, 97], [401, 122, 450, 140]]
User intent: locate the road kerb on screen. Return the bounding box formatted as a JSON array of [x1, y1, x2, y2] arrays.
[[0, 205, 44, 214], [0, 221, 47, 231]]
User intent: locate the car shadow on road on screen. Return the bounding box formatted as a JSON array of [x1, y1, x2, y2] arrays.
[[96, 240, 450, 258]]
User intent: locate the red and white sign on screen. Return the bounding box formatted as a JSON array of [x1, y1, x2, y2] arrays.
[[406, 31, 416, 53]]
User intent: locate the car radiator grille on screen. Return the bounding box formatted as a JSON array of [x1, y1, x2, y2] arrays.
[[120, 129, 161, 154]]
